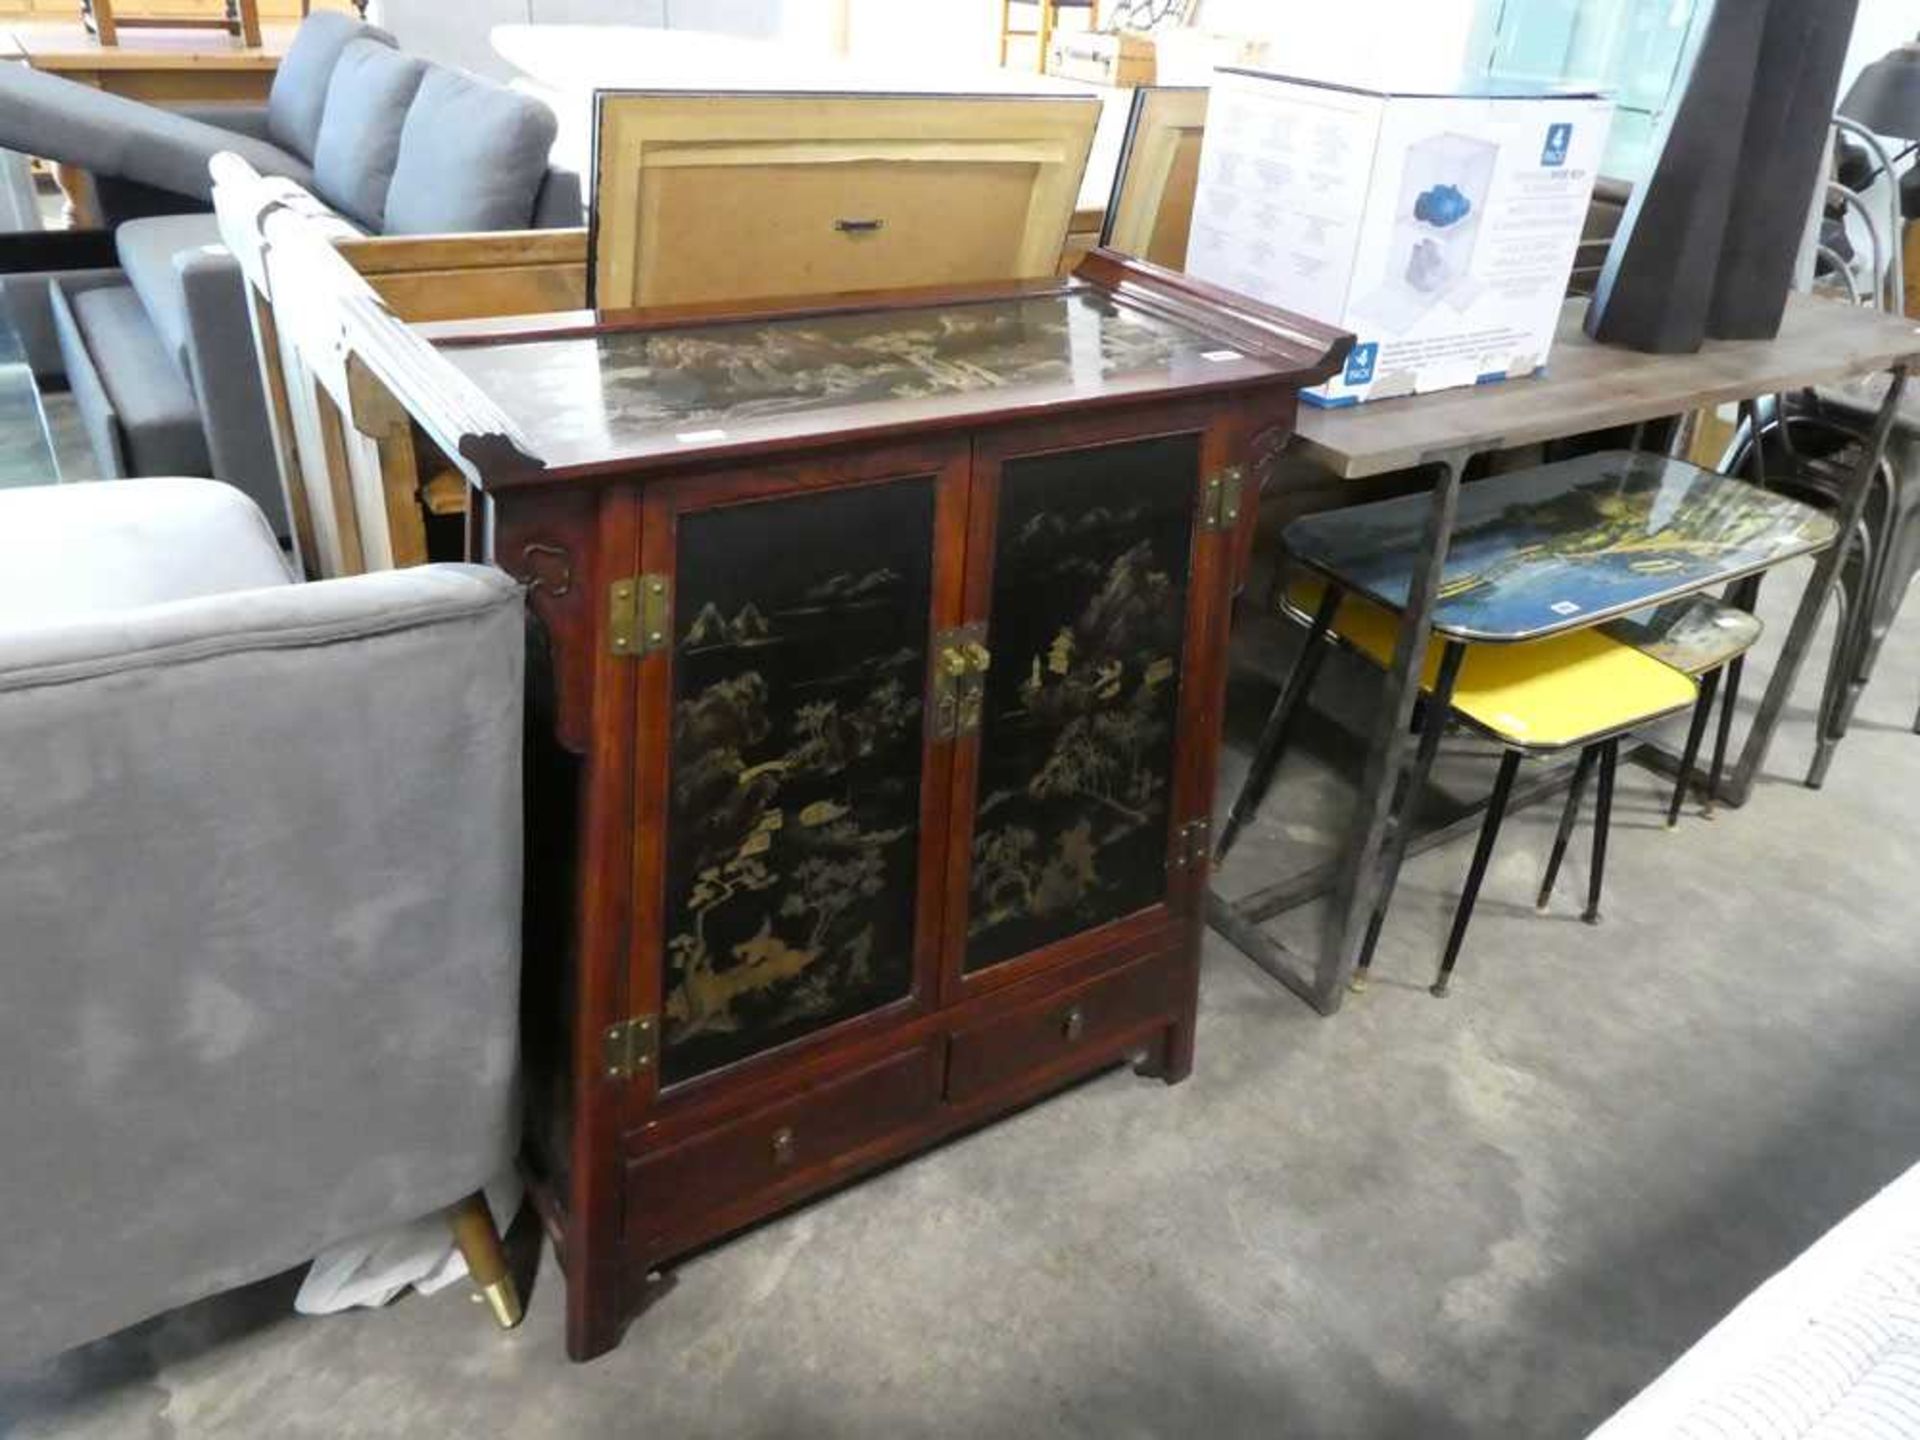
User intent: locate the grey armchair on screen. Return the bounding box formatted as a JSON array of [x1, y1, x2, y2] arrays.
[[0, 11, 583, 534], [0, 477, 527, 1364]]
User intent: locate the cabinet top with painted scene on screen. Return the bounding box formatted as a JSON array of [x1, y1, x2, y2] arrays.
[[346, 254, 1352, 490]]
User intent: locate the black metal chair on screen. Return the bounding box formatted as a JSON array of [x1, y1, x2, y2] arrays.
[[1722, 392, 1907, 787]]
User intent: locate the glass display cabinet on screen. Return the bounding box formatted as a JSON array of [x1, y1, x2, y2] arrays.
[[338, 249, 1347, 1360]]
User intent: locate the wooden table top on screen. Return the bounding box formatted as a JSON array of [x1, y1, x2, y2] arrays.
[[1284, 451, 1837, 643], [5, 20, 293, 69], [1293, 294, 1920, 480]]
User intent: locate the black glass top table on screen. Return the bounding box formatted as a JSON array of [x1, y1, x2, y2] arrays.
[[0, 304, 59, 489], [1283, 451, 1837, 643]]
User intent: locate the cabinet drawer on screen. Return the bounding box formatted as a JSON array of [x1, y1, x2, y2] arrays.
[[947, 952, 1183, 1105], [625, 1042, 942, 1247]]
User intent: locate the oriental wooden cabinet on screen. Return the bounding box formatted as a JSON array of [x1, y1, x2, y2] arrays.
[[351, 251, 1346, 1360]]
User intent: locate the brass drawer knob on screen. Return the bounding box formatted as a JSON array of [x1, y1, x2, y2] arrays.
[[1060, 1006, 1085, 1042], [771, 1125, 796, 1166]]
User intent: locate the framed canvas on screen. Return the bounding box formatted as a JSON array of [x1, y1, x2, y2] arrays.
[[1101, 86, 1207, 271], [589, 90, 1099, 309]]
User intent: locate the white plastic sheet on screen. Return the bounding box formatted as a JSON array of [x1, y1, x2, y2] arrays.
[[294, 1171, 522, 1314]]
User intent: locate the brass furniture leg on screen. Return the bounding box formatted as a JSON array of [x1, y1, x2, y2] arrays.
[[447, 1192, 523, 1330]]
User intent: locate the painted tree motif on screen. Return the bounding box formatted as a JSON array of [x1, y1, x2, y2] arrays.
[[969, 522, 1186, 958], [666, 662, 923, 1053]]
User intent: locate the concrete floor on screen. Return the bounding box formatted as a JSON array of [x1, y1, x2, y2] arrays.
[[5, 457, 1919, 1436]]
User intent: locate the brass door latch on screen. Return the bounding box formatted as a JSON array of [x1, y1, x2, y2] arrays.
[[930, 623, 992, 740]]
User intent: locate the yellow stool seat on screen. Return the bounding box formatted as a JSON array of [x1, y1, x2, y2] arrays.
[[1289, 578, 1697, 752]]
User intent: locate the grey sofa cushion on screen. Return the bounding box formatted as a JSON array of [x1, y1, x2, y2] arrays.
[[0, 479, 291, 624], [111, 211, 312, 527], [0, 268, 120, 382], [116, 211, 220, 375], [266, 10, 395, 162], [61, 285, 211, 480], [382, 68, 558, 235], [311, 39, 425, 231], [531, 166, 585, 230], [0, 62, 309, 203], [169, 100, 275, 144]]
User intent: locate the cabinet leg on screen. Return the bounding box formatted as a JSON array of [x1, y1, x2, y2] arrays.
[[1139, 936, 1200, 1084], [565, 1300, 627, 1364], [447, 1191, 523, 1331], [567, 1263, 672, 1363], [1152, 1013, 1196, 1085]]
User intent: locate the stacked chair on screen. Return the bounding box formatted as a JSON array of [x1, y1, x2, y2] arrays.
[[1727, 392, 1919, 785]]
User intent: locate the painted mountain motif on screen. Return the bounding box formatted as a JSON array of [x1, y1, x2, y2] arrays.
[[965, 434, 1200, 972], [660, 479, 937, 1084]]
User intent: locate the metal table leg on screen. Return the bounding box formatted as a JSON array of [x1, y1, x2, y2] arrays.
[[1215, 584, 1344, 863], [1667, 669, 1722, 828], [1537, 743, 1600, 908], [1318, 449, 1471, 1009], [1432, 748, 1523, 999], [1725, 366, 1910, 806], [1351, 640, 1468, 988], [1585, 741, 1618, 926], [1204, 446, 1473, 1014]]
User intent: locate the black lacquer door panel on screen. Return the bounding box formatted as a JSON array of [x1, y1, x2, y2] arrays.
[[964, 433, 1200, 973], [661, 479, 937, 1084]]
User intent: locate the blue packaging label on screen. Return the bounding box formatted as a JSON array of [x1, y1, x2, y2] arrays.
[[1344, 342, 1379, 386]]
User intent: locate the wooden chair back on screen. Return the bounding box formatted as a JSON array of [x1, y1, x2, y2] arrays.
[[212, 152, 587, 577], [589, 90, 1099, 310], [1101, 87, 1207, 272]]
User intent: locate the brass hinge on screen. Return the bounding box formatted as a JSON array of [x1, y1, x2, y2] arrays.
[[930, 622, 991, 740], [601, 1013, 658, 1081], [1169, 817, 1212, 871], [609, 574, 671, 657], [1198, 466, 1246, 532]]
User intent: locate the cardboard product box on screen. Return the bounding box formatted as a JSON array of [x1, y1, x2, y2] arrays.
[[1150, 29, 1270, 86], [1186, 69, 1613, 406], [1046, 30, 1156, 88]]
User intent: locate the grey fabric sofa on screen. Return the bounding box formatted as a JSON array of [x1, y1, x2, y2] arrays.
[[0, 477, 525, 1364], [0, 11, 583, 533]]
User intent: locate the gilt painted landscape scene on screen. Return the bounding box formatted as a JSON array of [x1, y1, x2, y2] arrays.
[[966, 434, 1200, 972], [661, 479, 937, 1083], [438, 290, 1228, 468]]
